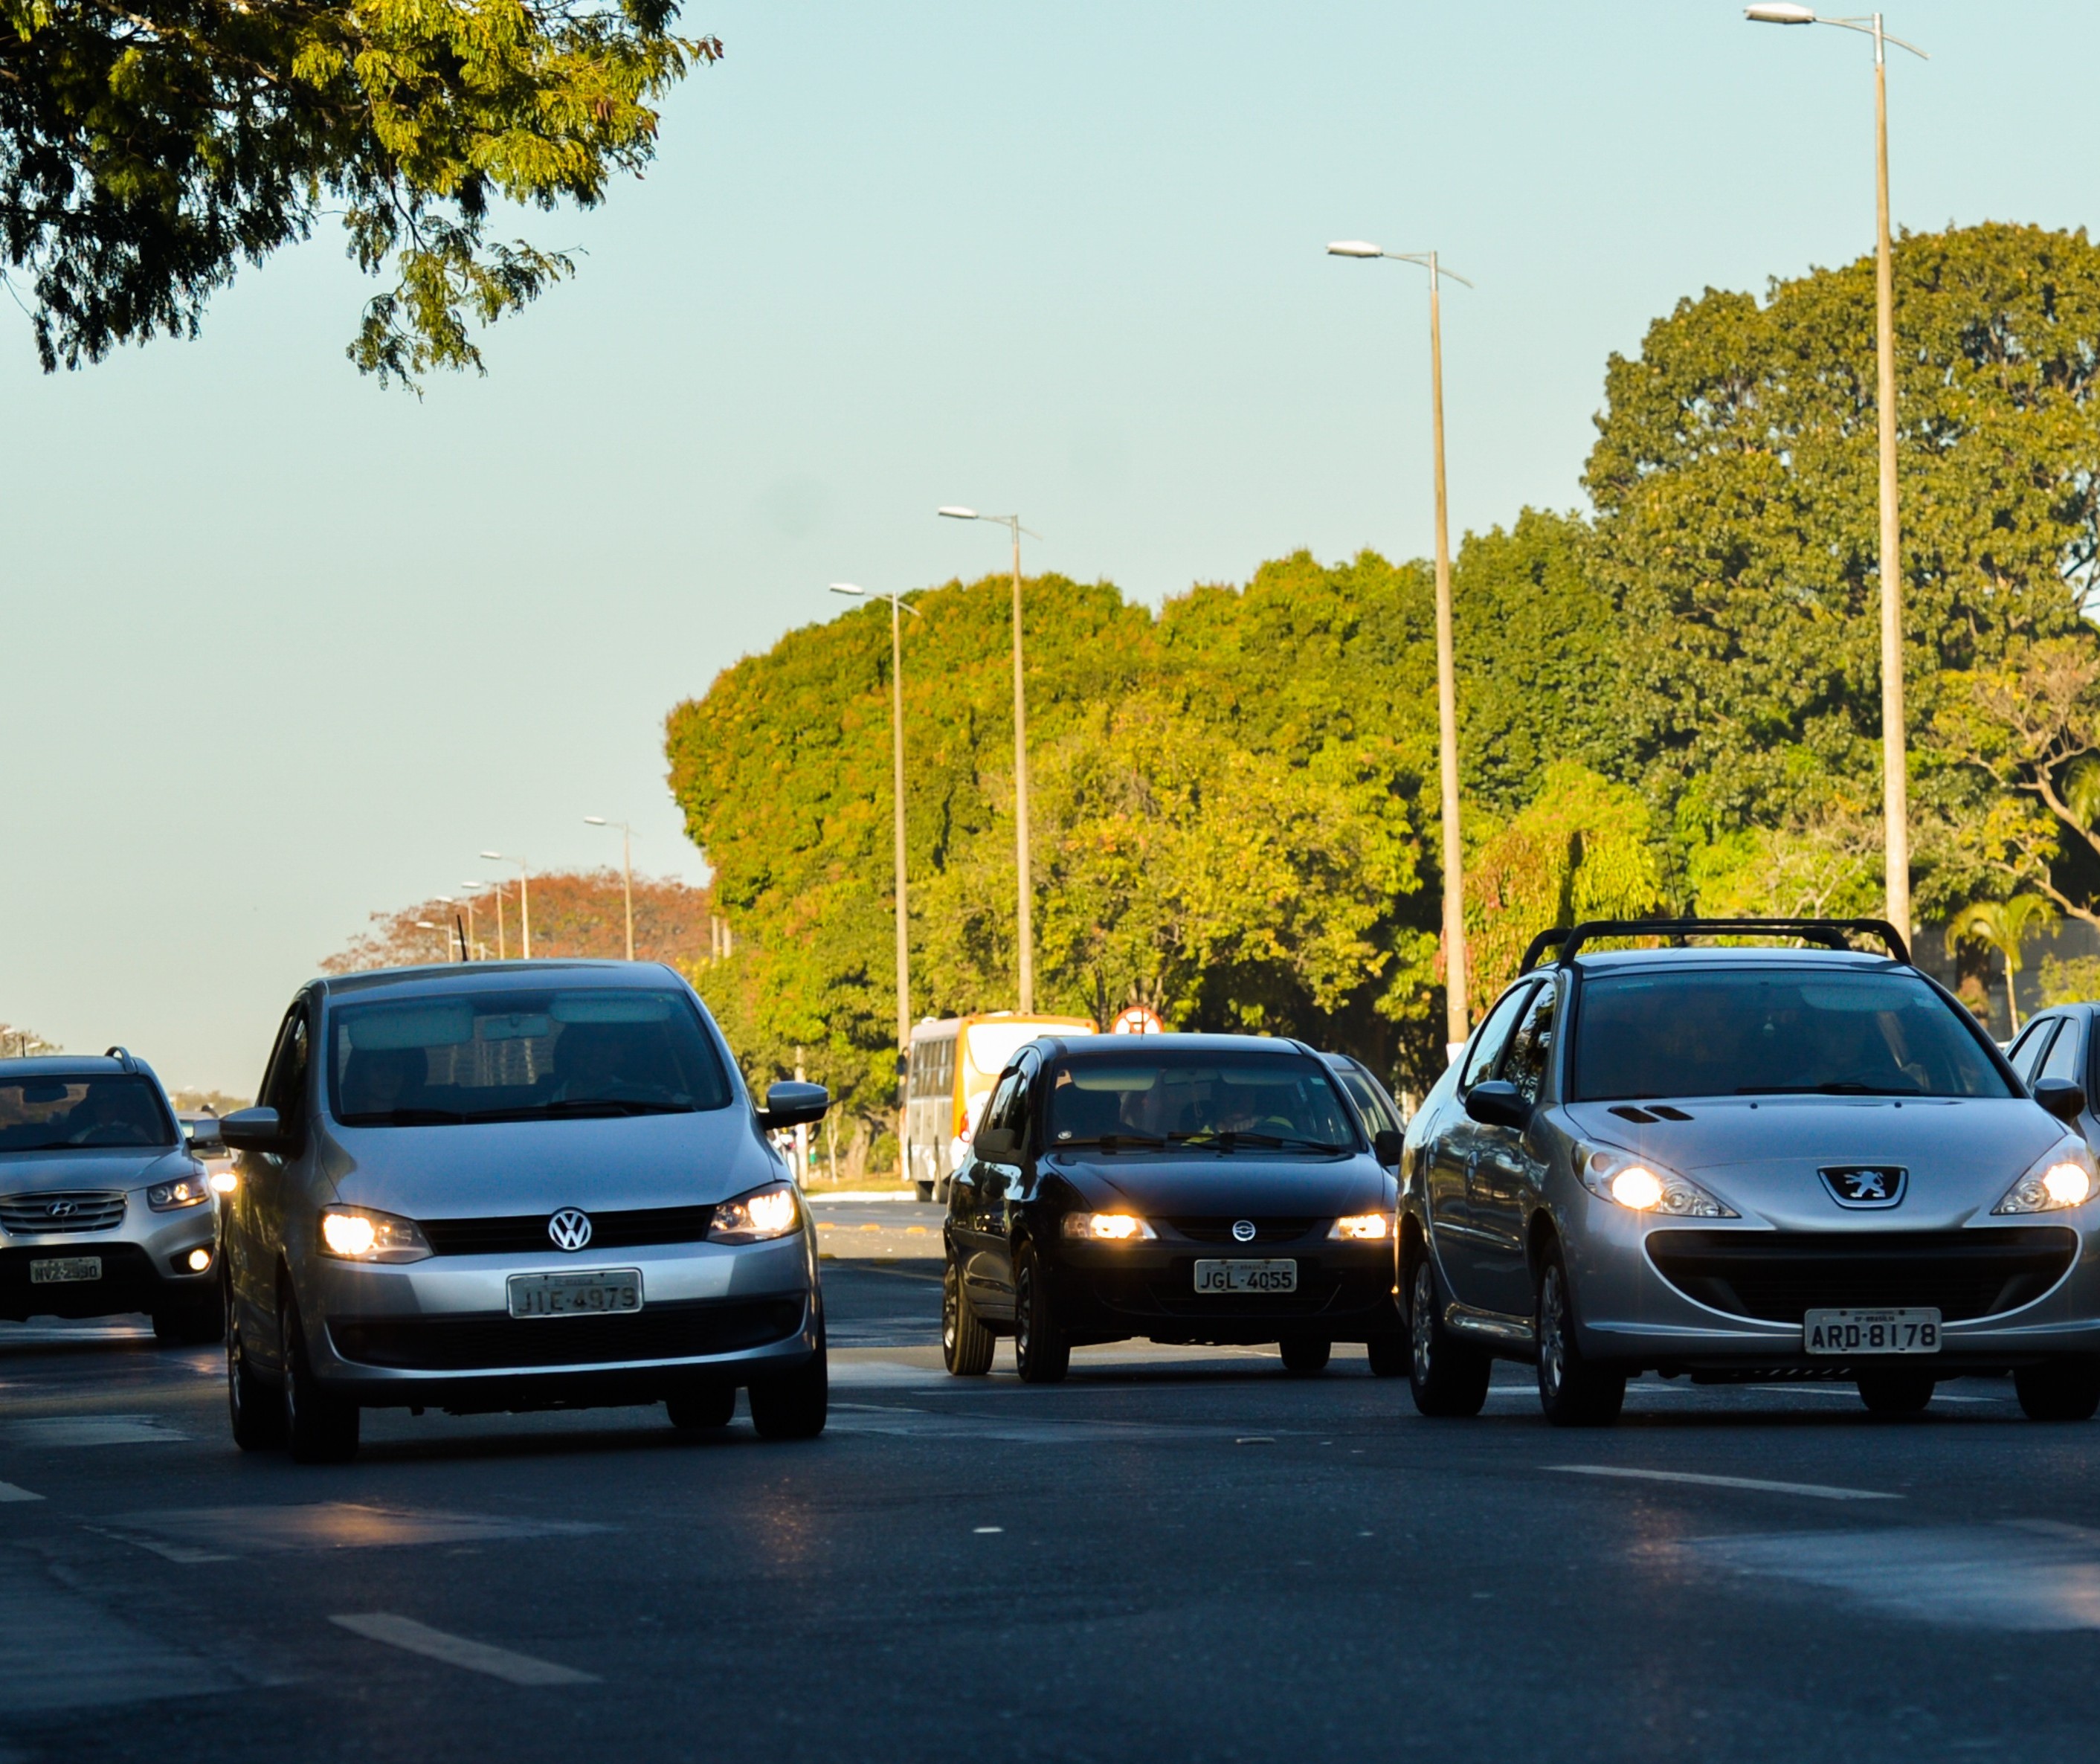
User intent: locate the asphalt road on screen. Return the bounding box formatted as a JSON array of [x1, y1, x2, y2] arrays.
[[4, 1193, 2100, 1763]]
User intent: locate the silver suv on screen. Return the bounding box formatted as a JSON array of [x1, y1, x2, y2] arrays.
[[0, 1050, 223, 1342]]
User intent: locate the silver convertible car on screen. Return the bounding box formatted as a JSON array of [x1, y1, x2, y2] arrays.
[[218, 962, 830, 1461], [1400, 918, 2100, 1426]]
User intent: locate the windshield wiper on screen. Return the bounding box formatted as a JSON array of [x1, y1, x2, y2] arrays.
[[1734, 1083, 1917, 1097], [340, 1107, 466, 1126], [460, 1098, 695, 1122], [1050, 1132, 1167, 1153], [1167, 1130, 1351, 1154]]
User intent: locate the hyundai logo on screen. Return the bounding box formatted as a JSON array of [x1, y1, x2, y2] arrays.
[[547, 1208, 594, 1251], [1820, 1166, 1907, 1209], [1231, 1219, 1257, 1243], [46, 1200, 77, 1219]]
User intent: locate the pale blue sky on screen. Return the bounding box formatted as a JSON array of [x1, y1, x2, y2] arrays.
[[4, 1, 2091, 1089]]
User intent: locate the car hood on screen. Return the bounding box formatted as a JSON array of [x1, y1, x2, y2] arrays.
[[319, 1109, 781, 1217], [1561, 1096, 2074, 1230], [0, 1147, 198, 1194], [1043, 1153, 1388, 1219]]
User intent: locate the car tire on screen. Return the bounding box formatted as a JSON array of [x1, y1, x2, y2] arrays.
[[2015, 1358, 2100, 1422], [227, 1310, 286, 1452], [915, 1181, 935, 1203], [1856, 1370, 1936, 1416], [1279, 1333, 1331, 1375], [280, 1288, 359, 1464], [749, 1333, 828, 1439], [1535, 1249, 1626, 1428], [1365, 1333, 1408, 1378], [943, 1260, 994, 1376], [666, 1383, 737, 1430], [1406, 1253, 1489, 1418], [155, 1294, 225, 1346], [1013, 1248, 1070, 1385]]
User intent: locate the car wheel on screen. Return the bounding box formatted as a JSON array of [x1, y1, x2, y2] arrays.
[[155, 1293, 225, 1346], [1365, 1333, 1409, 1378], [943, 1260, 994, 1376], [915, 1181, 935, 1204], [227, 1310, 286, 1452], [280, 1287, 359, 1464], [1279, 1333, 1331, 1375], [1406, 1253, 1489, 1418], [1536, 1249, 1626, 1428], [1856, 1370, 1936, 1416], [666, 1383, 737, 1429], [749, 1330, 828, 1439], [2015, 1358, 2100, 1422], [1013, 1248, 1070, 1385]]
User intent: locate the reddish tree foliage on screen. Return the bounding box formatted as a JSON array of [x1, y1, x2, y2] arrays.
[[322, 871, 718, 973]]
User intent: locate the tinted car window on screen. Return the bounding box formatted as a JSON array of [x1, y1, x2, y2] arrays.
[[1574, 967, 2014, 1101], [0, 1076, 176, 1152], [1462, 985, 1535, 1091], [1502, 985, 1559, 1106], [2006, 1019, 2058, 1084], [2038, 1018, 2084, 1087], [1045, 1052, 1358, 1150], [1336, 1067, 1400, 1137]]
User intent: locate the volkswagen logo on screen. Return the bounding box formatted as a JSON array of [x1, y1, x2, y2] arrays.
[[1231, 1219, 1257, 1243], [47, 1200, 77, 1220], [547, 1208, 593, 1252], [1820, 1166, 1907, 1209]]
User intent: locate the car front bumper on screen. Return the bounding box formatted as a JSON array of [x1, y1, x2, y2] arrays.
[[0, 1203, 220, 1321], [1048, 1239, 1401, 1345]]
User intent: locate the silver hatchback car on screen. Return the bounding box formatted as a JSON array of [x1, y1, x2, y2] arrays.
[[218, 962, 830, 1461], [1400, 918, 2100, 1426]]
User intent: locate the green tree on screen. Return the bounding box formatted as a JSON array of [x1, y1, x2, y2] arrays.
[[1944, 894, 2058, 1030], [1, 0, 718, 380]]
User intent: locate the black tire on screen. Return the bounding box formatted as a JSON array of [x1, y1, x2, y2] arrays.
[[1365, 1333, 1408, 1378], [227, 1309, 286, 1452], [1856, 1370, 1936, 1416], [666, 1383, 737, 1430], [749, 1334, 828, 1439], [1013, 1248, 1070, 1385], [1279, 1333, 1331, 1375], [1406, 1253, 1489, 1418], [943, 1260, 994, 1376], [1536, 1248, 1626, 1427], [155, 1293, 225, 1346], [2016, 1358, 2100, 1422], [280, 1287, 359, 1464]]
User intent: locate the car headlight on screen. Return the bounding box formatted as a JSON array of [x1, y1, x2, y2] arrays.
[[1994, 1143, 2096, 1214], [1061, 1211, 1157, 1241], [207, 1170, 239, 1196], [708, 1184, 801, 1244], [1579, 1148, 1738, 1218], [1329, 1212, 1394, 1240], [318, 1205, 433, 1264], [147, 1174, 213, 1211]]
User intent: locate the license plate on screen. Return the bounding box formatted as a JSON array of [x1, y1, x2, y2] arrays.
[[1804, 1307, 1940, 1354], [30, 1258, 102, 1284], [506, 1269, 643, 1319], [1194, 1259, 1298, 1294]]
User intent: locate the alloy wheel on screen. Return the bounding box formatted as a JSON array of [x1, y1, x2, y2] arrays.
[[1410, 1262, 1436, 1385], [1539, 1264, 1570, 1405]]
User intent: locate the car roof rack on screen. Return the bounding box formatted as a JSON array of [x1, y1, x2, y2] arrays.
[[1517, 917, 1910, 974], [103, 1045, 137, 1072]]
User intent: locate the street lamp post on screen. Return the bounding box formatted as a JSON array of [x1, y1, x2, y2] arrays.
[[583, 817, 638, 961], [436, 895, 474, 961], [1328, 240, 1475, 1056], [940, 506, 1042, 1013], [412, 919, 448, 964], [463, 881, 502, 960], [480, 852, 532, 958], [1745, 4, 1927, 936]]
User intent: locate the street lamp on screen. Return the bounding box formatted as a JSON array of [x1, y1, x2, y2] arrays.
[[940, 505, 1043, 1013], [1745, 5, 1928, 936], [435, 896, 470, 961], [583, 817, 639, 961], [480, 852, 531, 958], [1328, 239, 1475, 1057], [412, 919, 448, 963], [462, 881, 504, 960]]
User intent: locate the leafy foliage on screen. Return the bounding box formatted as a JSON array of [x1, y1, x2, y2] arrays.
[[321, 869, 715, 970], [1944, 894, 2058, 1030]]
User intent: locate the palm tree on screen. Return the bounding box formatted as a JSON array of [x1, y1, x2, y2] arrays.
[[1945, 895, 2059, 1031]]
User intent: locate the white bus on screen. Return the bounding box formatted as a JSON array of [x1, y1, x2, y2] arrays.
[[904, 1012, 1095, 1201]]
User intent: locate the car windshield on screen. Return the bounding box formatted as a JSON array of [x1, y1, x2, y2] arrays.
[[1046, 1052, 1360, 1152], [326, 988, 733, 1125], [0, 1077, 177, 1152], [1572, 966, 2014, 1101]]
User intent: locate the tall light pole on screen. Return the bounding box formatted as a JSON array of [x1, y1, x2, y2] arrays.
[[940, 506, 1042, 1013], [436, 895, 473, 961], [583, 817, 637, 960], [1329, 240, 1474, 1056], [463, 881, 502, 959], [480, 852, 531, 958], [1745, 4, 1927, 936]]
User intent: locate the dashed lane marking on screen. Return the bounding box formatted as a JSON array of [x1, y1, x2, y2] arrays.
[[0, 1483, 42, 1502], [1547, 1464, 1900, 1501], [330, 1614, 597, 1685]]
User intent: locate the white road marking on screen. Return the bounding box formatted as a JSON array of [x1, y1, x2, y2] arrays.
[[117, 1503, 605, 1554], [329, 1614, 597, 1685], [973, 1526, 1003, 1534], [2, 1416, 188, 1446], [0, 1483, 42, 1502], [1547, 1464, 1900, 1501], [84, 1527, 233, 1565]]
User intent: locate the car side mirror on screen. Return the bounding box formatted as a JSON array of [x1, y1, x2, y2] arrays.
[[1463, 1081, 1529, 1130], [758, 1081, 829, 1131], [219, 1107, 286, 1153], [2034, 1077, 2087, 1123], [975, 1124, 1020, 1160], [1371, 1127, 1405, 1168]]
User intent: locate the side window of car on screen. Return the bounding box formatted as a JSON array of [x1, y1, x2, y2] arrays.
[[260, 1002, 312, 1133], [1501, 983, 1559, 1106], [2038, 1018, 2084, 1088], [977, 1065, 1025, 1155], [1007, 1050, 1040, 1152], [2009, 1019, 2061, 1087], [1461, 984, 1536, 1092]]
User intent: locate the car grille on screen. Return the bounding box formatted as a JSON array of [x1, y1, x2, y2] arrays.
[[1166, 1217, 1321, 1245], [1646, 1227, 2079, 1323], [419, 1205, 715, 1257], [0, 1192, 126, 1235], [326, 1297, 805, 1371]]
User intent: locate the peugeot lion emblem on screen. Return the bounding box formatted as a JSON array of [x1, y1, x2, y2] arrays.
[[1231, 1219, 1257, 1243], [47, 1200, 77, 1220], [1820, 1167, 1907, 1210], [547, 1208, 594, 1252]]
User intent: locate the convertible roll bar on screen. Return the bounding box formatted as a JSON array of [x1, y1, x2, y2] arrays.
[[1516, 917, 1911, 974]]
